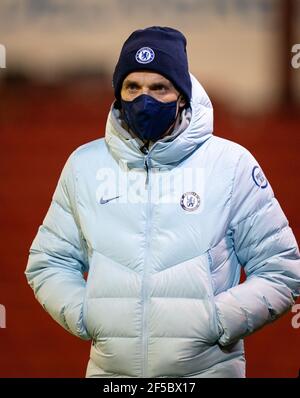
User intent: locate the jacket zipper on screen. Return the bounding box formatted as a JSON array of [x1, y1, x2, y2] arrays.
[[141, 153, 152, 377], [144, 158, 149, 188]]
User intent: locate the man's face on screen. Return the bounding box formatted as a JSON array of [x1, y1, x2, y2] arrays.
[[121, 71, 186, 107]]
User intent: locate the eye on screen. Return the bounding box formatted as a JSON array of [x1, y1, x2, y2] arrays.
[[154, 84, 167, 92], [127, 83, 139, 92], [151, 84, 170, 95]]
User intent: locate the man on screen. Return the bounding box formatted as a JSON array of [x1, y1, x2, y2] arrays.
[[25, 26, 300, 378]]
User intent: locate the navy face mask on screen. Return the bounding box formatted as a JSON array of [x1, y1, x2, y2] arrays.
[[121, 94, 179, 142]]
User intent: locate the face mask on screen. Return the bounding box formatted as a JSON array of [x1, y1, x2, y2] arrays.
[[121, 94, 179, 142]]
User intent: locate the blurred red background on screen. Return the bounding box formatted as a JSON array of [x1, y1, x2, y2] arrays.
[[0, 0, 300, 379]]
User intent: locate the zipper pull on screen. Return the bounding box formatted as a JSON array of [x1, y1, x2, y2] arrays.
[[140, 142, 149, 155]]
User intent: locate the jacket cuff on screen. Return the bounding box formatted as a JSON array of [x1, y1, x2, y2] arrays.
[[214, 290, 249, 346], [65, 302, 91, 341]]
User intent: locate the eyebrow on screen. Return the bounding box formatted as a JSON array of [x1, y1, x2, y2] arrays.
[[150, 82, 171, 89], [123, 80, 141, 87], [123, 79, 172, 88]]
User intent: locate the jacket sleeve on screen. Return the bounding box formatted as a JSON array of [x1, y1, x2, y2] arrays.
[[214, 149, 300, 346], [25, 153, 91, 340]]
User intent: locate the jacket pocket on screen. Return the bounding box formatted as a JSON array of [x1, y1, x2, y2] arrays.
[[205, 251, 224, 341], [82, 250, 97, 340]]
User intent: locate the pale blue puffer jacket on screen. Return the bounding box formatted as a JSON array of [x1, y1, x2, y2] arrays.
[[25, 75, 300, 378]]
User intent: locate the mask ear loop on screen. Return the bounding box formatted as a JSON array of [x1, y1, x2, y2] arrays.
[[162, 95, 183, 138], [174, 94, 184, 122]]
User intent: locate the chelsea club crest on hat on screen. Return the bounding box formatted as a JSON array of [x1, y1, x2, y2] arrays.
[[135, 47, 155, 64], [113, 26, 192, 104]]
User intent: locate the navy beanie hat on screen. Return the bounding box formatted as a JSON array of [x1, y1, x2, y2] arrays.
[[113, 26, 192, 103]]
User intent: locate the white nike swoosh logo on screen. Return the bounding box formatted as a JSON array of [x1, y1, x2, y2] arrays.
[[99, 195, 120, 204]]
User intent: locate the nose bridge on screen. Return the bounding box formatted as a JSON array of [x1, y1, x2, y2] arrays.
[[141, 85, 150, 95]]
